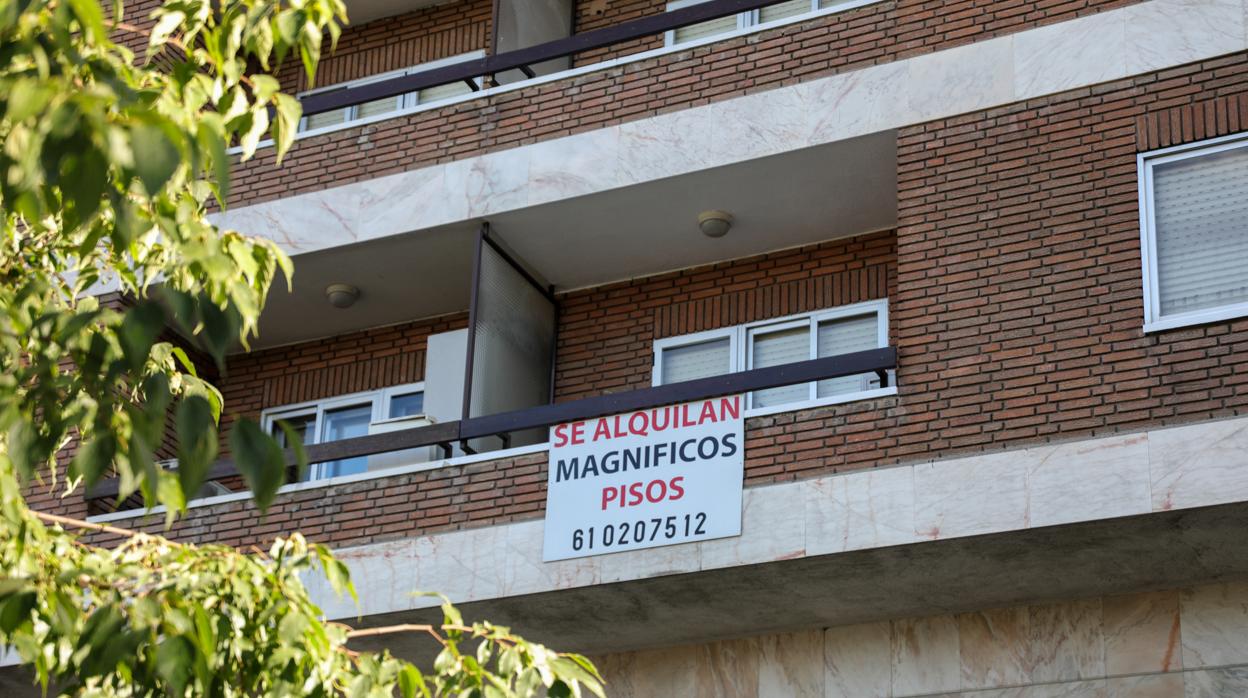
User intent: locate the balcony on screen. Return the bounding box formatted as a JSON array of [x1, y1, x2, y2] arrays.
[[86, 345, 899, 510]]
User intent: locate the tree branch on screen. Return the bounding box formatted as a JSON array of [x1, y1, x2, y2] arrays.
[[32, 510, 143, 539]]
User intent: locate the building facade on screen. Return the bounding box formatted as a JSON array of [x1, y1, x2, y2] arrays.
[[28, 0, 1248, 695]]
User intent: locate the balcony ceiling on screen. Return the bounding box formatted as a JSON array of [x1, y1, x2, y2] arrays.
[[251, 131, 896, 350]]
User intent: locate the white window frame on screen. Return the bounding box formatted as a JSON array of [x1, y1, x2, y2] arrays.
[[1138, 132, 1248, 333], [651, 299, 892, 415], [297, 51, 486, 133], [664, 0, 822, 47], [260, 382, 425, 480]]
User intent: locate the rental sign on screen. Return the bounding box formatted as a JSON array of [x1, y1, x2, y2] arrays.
[[542, 395, 745, 562]]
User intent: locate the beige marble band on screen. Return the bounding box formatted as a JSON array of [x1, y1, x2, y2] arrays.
[[215, 0, 1248, 256], [305, 414, 1248, 621]]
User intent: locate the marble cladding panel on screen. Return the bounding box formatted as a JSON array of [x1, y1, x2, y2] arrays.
[[1028, 600, 1104, 684], [700, 482, 805, 570], [1104, 673, 1185, 698], [1182, 667, 1248, 697], [1013, 10, 1126, 97], [1150, 418, 1248, 512], [804, 465, 915, 556], [1102, 590, 1182, 676], [758, 630, 824, 698], [957, 607, 1032, 691], [1124, 0, 1245, 76], [591, 584, 1248, 696], [825, 621, 892, 698], [911, 450, 1029, 540], [892, 614, 962, 697], [309, 416, 1248, 620], [1179, 582, 1248, 669], [221, 0, 1248, 257]]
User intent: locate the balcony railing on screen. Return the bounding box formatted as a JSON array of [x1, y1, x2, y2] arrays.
[[84, 347, 897, 505], [299, 0, 816, 119]]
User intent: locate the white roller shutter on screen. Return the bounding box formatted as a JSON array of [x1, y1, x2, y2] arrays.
[[303, 106, 350, 131], [673, 15, 739, 44], [661, 338, 731, 384], [1152, 144, 1248, 317], [759, 0, 813, 23], [356, 95, 404, 119], [816, 313, 880, 397], [416, 80, 474, 105], [750, 325, 811, 407]]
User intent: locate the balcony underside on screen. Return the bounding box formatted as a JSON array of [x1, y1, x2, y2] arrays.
[[250, 132, 896, 349], [348, 501, 1248, 668]]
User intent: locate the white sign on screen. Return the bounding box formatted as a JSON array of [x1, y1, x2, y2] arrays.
[[542, 395, 745, 562]]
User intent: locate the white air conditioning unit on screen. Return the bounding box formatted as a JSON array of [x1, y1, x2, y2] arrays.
[[366, 414, 441, 472]]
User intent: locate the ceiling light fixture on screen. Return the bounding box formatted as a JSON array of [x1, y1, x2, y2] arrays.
[[698, 210, 734, 238], [325, 283, 360, 309]]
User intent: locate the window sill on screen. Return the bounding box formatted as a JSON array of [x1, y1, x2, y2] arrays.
[[1143, 303, 1248, 334], [743, 385, 898, 418]]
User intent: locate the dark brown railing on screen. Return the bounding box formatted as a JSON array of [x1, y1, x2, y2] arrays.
[[300, 0, 809, 118], [84, 347, 897, 504]]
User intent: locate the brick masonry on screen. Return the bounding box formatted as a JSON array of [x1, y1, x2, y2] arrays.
[[227, 0, 1141, 207], [67, 54, 1248, 549]]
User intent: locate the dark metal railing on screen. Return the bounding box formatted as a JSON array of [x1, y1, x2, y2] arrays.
[[83, 347, 897, 504], [300, 0, 809, 118]]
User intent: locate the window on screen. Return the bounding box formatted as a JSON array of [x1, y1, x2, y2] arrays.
[[1139, 134, 1248, 331], [297, 51, 484, 133], [665, 0, 858, 46], [262, 384, 425, 480], [652, 300, 890, 412]]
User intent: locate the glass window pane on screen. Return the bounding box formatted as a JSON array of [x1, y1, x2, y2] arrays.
[[661, 337, 731, 384], [416, 80, 473, 105], [750, 325, 811, 407], [388, 392, 425, 419], [816, 313, 880, 397], [303, 106, 350, 131], [270, 413, 315, 448], [356, 95, 403, 119], [673, 14, 739, 44], [760, 0, 813, 23], [1153, 145, 1248, 317], [319, 403, 372, 478]]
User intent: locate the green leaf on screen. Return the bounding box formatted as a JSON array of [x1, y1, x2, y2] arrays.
[[66, 0, 105, 42], [4, 79, 53, 122], [276, 419, 307, 481], [176, 395, 218, 498], [118, 302, 166, 372], [272, 93, 302, 164], [155, 636, 194, 694], [69, 435, 116, 489], [129, 123, 180, 195], [0, 591, 35, 634], [228, 419, 286, 511], [398, 665, 427, 698]]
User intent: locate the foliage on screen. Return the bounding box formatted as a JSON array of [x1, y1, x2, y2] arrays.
[[0, 465, 604, 696], [0, 0, 606, 694], [0, 0, 339, 513]]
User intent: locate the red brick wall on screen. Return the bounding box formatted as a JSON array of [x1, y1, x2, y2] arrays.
[[280, 0, 493, 92], [555, 231, 896, 400], [68, 57, 1248, 553], [229, 0, 1140, 208], [892, 53, 1248, 455], [216, 313, 467, 455]]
